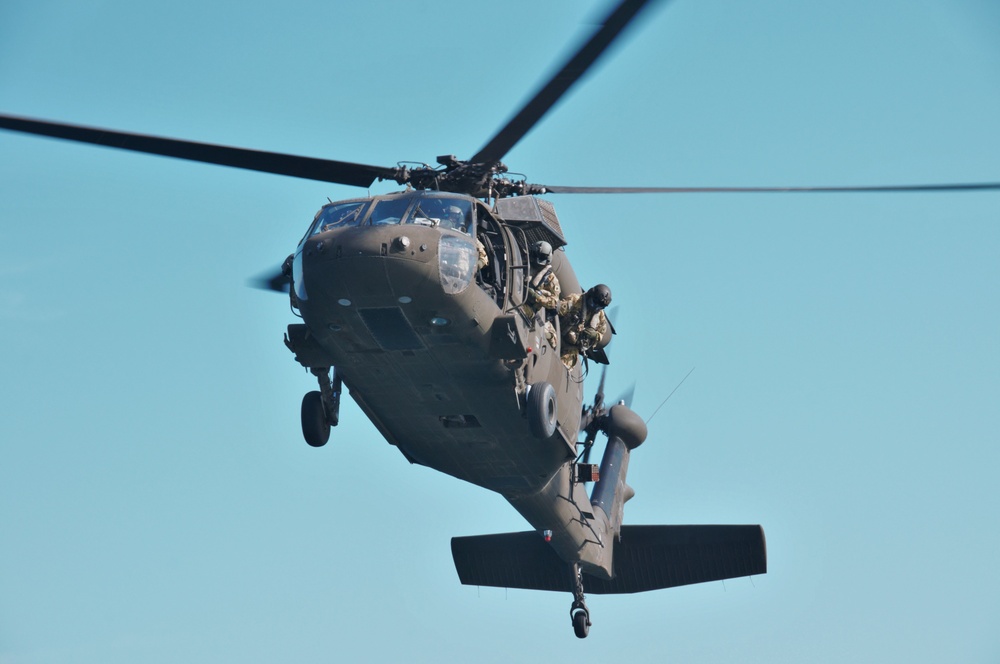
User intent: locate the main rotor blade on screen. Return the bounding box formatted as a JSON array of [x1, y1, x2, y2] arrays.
[[469, 0, 660, 165], [0, 113, 397, 188], [537, 182, 1000, 194]]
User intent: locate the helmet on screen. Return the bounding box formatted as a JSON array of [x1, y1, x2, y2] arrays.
[[586, 284, 612, 309], [444, 205, 469, 232], [530, 240, 553, 266]]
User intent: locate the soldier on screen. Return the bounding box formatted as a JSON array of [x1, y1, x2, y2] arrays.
[[442, 203, 488, 271], [475, 235, 489, 272], [525, 241, 560, 313], [524, 240, 560, 348], [442, 205, 468, 231], [558, 284, 611, 368]]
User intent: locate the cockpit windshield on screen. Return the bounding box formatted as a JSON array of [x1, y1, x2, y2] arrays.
[[409, 197, 474, 234], [307, 195, 476, 237], [368, 197, 414, 226], [310, 201, 369, 236]]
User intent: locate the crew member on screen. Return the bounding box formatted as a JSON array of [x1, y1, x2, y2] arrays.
[[524, 241, 560, 313], [443, 205, 467, 231], [442, 203, 488, 271], [523, 240, 560, 348], [558, 284, 611, 368]]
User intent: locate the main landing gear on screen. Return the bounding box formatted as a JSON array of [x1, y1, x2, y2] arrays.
[[301, 367, 341, 447], [526, 380, 558, 439], [570, 563, 591, 639]]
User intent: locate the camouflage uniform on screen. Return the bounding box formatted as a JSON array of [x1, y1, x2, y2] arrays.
[[558, 292, 608, 368], [475, 238, 489, 272], [525, 266, 561, 314], [523, 266, 560, 349]]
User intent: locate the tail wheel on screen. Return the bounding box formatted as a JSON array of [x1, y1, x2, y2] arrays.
[[572, 608, 590, 638], [527, 381, 558, 439], [301, 390, 331, 447]]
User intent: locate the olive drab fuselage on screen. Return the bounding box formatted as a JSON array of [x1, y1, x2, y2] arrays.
[[284, 189, 622, 575], [0, 0, 772, 636]]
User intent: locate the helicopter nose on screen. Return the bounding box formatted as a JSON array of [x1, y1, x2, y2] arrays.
[[300, 225, 451, 310]]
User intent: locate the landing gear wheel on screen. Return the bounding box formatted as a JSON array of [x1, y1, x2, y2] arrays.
[[301, 390, 330, 447], [571, 607, 590, 639], [569, 563, 590, 638], [527, 381, 558, 439]]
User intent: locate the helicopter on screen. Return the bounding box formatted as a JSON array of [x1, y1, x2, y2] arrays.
[[3, 0, 998, 641]]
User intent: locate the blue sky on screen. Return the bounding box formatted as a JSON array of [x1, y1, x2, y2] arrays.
[[2, 1, 999, 662]]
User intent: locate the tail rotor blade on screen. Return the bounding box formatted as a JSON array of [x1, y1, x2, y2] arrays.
[[595, 365, 608, 409], [248, 265, 290, 293], [615, 382, 636, 409]]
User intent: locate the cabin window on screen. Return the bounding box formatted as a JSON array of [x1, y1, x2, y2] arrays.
[[408, 197, 474, 234], [438, 235, 477, 294], [310, 201, 369, 235], [369, 198, 414, 226]]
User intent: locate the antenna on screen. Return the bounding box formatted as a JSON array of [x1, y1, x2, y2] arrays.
[[646, 367, 695, 425]]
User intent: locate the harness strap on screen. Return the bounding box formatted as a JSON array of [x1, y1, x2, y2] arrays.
[[530, 266, 552, 288]]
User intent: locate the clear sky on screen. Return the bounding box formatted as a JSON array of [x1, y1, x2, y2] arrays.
[[2, 1, 999, 662]]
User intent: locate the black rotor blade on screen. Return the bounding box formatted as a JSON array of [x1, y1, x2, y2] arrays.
[[248, 266, 290, 293], [594, 365, 607, 409], [536, 182, 1000, 194], [470, 0, 661, 165], [615, 383, 635, 409], [0, 113, 397, 188], [605, 305, 619, 336]]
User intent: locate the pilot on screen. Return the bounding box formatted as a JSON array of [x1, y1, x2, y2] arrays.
[[446, 203, 489, 271], [523, 240, 560, 348], [443, 205, 467, 231], [558, 284, 611, 368]]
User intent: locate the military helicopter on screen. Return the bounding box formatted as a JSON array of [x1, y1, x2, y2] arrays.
[[3, 0, 998, 640]]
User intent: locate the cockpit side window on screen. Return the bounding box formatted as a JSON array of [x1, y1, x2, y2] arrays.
[[408, 197, 474, 234], [369, 198, 414, 226], [310, 201, 369, 236]]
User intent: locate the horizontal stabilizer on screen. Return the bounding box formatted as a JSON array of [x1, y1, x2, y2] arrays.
[[451, 525, 766, 594]]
